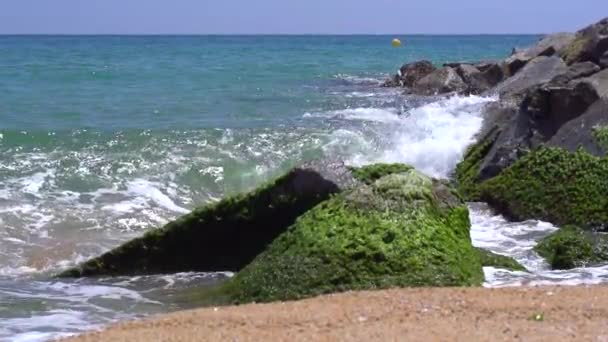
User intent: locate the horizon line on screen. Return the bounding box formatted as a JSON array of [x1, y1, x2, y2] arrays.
[[0, 32, 545, 36]]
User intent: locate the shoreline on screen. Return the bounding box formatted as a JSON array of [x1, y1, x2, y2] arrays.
[[63, 285, 608, 341]]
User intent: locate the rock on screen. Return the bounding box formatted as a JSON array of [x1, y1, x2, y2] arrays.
[[456, 63, 504, 94], [455, 101, 533, 200], [534, 226, 608, 269], [412, 67, 467, 95], [526, 33, 576, 58], [494, 56, 568, 99], [502, 52, 530, 77], [550, 61, 600, 84], [475, 248, 526, 272], [478, 146, 608, 229], [560, 17, 608, 65], [57, 160, 358, 277], [548, 99, 608, 156], [601, 50, 608, 68], [582, 67, 608, 98], [217, 165, 484, 304], [395, 60, 437, 87], [521, 78, 600, 140]]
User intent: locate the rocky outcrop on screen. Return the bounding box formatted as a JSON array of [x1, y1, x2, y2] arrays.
[[548, 99, 608, 156], [560, 17, 608, 65], [534, 226, 608, 269], [412, 67, 467, 95], [478, 147, 608, 229], [456, 63, 504, 94], [493, 56, 568, 99], [58, 160, 358, 277], [384, 60, 436, 87], [503, 33, 575, 76], [216, 166, 484, 304]]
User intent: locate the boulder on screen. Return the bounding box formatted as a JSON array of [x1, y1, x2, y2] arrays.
[[582, 67, 608, 98], [560, 17, 608, 65], [456, 63, 503, 94], [216, 165, 484, 304], [475, 248, 526, 272], [534, 226, 608, 270], [57, 160, 358, 277], [503, 33, 575, 76], [412, 67, 467, 95], [493, 56, 568, 99], [601, 50, 608, 68], [391, 60, 437, 87], [550, 61, 600, 84], [478, 146, 608, 229], [548, 99, 608, 156]]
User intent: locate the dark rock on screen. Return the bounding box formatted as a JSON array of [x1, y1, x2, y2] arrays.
[[548, 99, 608, 156], [550, 61, 600, 84], [57, 160, 358, 277], [502, 33, 574, 77], [456, 63, 504, 94], [412, 67, 467, 95], [582, 67, 608, 98], [493, 56, 568, 99], [560, 17, 608, 65], [395, 60, 437, 87], [600, 50, 608, 68], [521, 78, 600, 140]]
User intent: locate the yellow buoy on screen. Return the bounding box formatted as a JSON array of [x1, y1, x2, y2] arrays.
[[391, 38, 402, 47]]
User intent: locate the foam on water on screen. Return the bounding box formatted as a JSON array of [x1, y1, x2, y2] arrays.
[[470, 203, 608, 287]]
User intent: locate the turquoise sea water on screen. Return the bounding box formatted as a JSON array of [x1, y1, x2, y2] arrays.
[[0, 35, 543, 341]]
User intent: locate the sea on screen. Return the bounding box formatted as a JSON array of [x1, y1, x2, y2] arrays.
[[2, 35, 608, 341]]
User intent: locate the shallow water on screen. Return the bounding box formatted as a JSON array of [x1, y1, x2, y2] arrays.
[[3, 34, 607, 341]]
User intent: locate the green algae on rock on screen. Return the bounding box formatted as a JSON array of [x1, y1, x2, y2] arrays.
[[534, 226, 608, 269], [217, 167, 484, 304], [349, 163, 413, 185], [475, 247, 526, 272], [478, 146, 608, 229], [454, 128, 498, 201], [593, 125, 608, 151], [57, 160, 358, 277]]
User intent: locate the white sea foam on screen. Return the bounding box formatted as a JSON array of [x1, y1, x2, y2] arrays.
[[470, 203, 608, 287]]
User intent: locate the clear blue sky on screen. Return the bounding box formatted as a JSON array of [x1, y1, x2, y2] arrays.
[[1, 1, 607, 34]]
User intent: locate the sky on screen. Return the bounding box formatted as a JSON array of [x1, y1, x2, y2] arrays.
[[1, 1, 607, 35]]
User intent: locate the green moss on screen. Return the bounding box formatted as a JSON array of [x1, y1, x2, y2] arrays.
[[479, 146, 608, 229], [593, 125, 608, 151], [454, 128, 497, 201], [534, 226, 608, 269], [559, 35, 592, 65], [475, 248, 526, 272], [217, 168, 484, 304], [349, 163, 413, 185], [57, 166, 345, 277]]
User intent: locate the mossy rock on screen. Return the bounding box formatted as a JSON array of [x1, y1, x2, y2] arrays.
[[479, 146, 608, 229], [349, 163, 413, 185], [475, 247, 526, 272], [454, 128, 498, 201], [57, 160, 358, 277], [560, 36, 593, 65], [593, 125, 608, 151], [534, 226, 608, 269], [215, 167, 484, 304]]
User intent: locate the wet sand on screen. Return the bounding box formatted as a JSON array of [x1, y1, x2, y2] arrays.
[[64, 286, 608, 341]]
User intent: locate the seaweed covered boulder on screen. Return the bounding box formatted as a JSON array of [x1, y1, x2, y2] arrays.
[[475, 247, 526, 272], [216, 166, 484, 304], [478, 147, 608, 229], [58, 160, 358, 277], [535, 226, 608, 269]]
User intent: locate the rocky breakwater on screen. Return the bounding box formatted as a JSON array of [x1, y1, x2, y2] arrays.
[[58, 162, 518, 304], [452, 17, 608, 270]]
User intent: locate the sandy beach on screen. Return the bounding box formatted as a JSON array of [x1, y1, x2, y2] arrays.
[[64, 285, 608, 341]]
